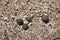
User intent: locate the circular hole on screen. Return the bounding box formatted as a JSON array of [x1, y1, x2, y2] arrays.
[[41, 15, 49, 23], [16, 19, 23, 26], [22, 24, 29, 30]]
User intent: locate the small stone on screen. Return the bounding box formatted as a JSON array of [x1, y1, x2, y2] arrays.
[[16, 19, 23, 25], [22, 24, 29, 30], [41, 15, 49, 23]]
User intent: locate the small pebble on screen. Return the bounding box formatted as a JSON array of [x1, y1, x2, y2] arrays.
[[16, 19, 23, 25], [41, 15, 49, 23], [22, 24, 29, 30]]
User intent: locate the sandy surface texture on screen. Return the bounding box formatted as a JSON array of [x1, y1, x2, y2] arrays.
[[0, 0, 60, 40]]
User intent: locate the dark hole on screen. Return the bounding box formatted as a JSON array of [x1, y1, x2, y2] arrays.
[[41, 15, 49, 23], [16, 19, 23, 26], [22, 24, 29, 30]]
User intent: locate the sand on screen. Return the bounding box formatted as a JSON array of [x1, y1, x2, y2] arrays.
[[0, 0, 60, 40]]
